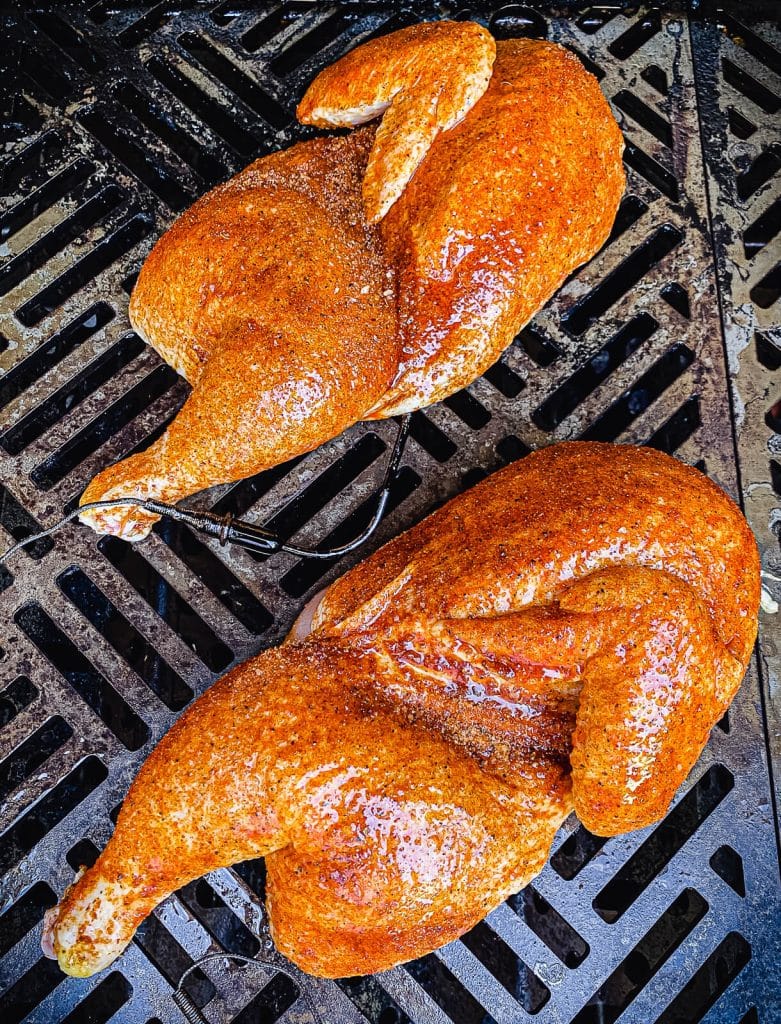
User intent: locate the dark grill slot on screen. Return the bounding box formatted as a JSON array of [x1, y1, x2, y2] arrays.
[[178, 31, 290, 128], [593, 764, 734, 923], [743, 196, 781, 259], [507, 885, 589, 967], [709, 844, 745, 897], [515, 323, 561, 366], [0, 157, 94, 242], [0, 755, 108, 875], [608, 9, 662, 60], [405, 955, 498, 1024], [30, 361, 181, 489], [0, 131, 64, 195], [153, 519, 273, 635], [14, 604, 150, 751], [482, 358, 525, 398], [210, 453, 306, 519], [1, 332, 145, 456], [580, 342, 695, 442], [490, 7, 549, 41], [749, 263, 781, 309], [114, 80, 229, 187], [642, 64, 668, 96], [57, 566, 194, 712], [728, 106, 756, 140], [78, 108, 194, 212], [0, 183, 126, 298], [608, 194, 649, 244], [241, 8, 294, 53], [443, 390, 492, 429], [461, 920, 551, 1013], [60, 972, 132, 1024], [145, 55, 259, 156], [533, 313, 658, 431], [551, 825, 608, 880], [67, 836, 100, 871], [614, 90, 673, 148], [0, 302, 115, 412], [116, 5, 177, 49], [0, 956, 65, 1024], [0, 676, 38, 728], [263, 433, 386, 543], [563, 225, 683, 335], [624, 142, 679, 201], [409, 411, 457, 463], [180, 878, 259, 958], [661, 282, 690, 318], [232, 973, 300, 1024], [735, 145, 781, 201], [0, 715, 73, 803], [645, 395, 701, 454], [756, 331, 781, 371], [655, 932, 751, 1024], [336, 975, 411, 1024], [572, 889, 708, 1024], [0, 482, 53, 558], [98, 536, 234, 672], [722, 58, 780, 115], [134, 914, 216, 1006], [268, 10, 354, 77], [27, 12, 105, 74], [281, 464, 421, 597], [16, 211, 153, 327], [0, 882, 56, 958], [495, 434, 531, 464]]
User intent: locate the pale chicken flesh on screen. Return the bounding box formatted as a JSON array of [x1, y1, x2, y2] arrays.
[[44, 443, 760, 979]]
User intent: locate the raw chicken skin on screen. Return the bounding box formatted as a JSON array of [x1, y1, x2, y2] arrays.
[[79, 27, 624, 538], [45, 444, 760, 979]]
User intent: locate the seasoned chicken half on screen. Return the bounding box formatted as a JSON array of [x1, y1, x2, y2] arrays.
[[79, 24, 624, 539], [47, 444, 759, 979]]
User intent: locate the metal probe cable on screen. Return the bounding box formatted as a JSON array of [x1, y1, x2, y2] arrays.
[[172, 952, 321, 1024], [0, 416, 410, 566]]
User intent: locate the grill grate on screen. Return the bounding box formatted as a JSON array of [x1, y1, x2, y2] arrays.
[[1, 3, 779, 1022]]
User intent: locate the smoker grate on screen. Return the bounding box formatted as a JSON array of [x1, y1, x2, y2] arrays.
[[0, 2, 779, 1022]]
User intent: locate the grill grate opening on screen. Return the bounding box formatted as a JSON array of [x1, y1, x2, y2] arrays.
[[14, 602, 151, 750], [593, 764, 734, 924], [655, 932, 752, 1024], [0, 4, 778, 1022], [59, 972, 132, 1024], [572, 889, 708, 1024], [96, 536, 234, 671]]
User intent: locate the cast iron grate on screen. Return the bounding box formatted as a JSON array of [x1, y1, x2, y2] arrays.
[[0, 3, 779, 1023]]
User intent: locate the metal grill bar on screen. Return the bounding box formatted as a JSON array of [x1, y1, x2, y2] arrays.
[[0, 3, 779, 1023]]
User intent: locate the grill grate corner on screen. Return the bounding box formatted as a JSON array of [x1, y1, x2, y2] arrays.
[[0, 3, 779, 1023]]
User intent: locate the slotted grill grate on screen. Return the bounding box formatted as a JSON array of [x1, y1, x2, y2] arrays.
[[0, 3, 779, 1023]]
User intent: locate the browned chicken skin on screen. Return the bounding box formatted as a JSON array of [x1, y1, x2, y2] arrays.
[[79, 27, 624, 538], [45, 444, 760, 979]]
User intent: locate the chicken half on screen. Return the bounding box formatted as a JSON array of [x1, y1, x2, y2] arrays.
[[45, 443, 760, 979], [79, 24, 624, 539]]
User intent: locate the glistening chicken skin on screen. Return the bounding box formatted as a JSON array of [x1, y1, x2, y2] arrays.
[[78, 25, 624, 539], [44, 443, 760, 979]]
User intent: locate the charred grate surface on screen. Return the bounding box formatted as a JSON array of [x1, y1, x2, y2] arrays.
[[0, 2, 779, 1022]]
